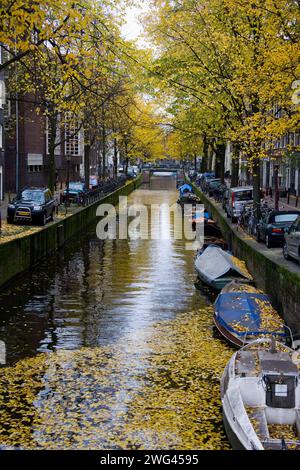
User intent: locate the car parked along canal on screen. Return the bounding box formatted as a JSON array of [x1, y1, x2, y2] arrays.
[[7, 187, 56, 226]]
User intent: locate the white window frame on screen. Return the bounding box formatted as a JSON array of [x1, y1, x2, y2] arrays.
[[46, 117, 61, 155]]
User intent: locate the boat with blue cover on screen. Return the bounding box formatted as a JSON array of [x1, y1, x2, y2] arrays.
[[177, 183, 201, 206], [214, 281, 289, 347]]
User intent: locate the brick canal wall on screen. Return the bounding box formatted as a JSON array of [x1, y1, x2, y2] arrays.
[[0, 176, 142, 290], [191, 182, 300, 332]]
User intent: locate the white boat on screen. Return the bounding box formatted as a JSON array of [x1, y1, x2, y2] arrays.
[[221, 338, 300, 450], [195, 245, 253, 290]]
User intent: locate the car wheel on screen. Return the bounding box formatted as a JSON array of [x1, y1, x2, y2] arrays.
[[283, 242, 290, 260], [40, 212, 47, 226], [266, 235, 272, 248]]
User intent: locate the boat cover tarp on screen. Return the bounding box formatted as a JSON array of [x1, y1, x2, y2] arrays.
[[179, 183, 192, 196], [215, 292, 285, 337], [195, 246, 252, 282]]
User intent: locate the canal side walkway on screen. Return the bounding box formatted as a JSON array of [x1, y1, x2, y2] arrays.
[[189, 181, 300, 331]]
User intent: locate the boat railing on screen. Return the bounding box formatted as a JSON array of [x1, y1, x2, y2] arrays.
[[241, 320, 294, 348]]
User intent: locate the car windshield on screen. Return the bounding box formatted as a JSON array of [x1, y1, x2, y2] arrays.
[[235, 190, 252, 201], [274, 214, 299, 223], [69, 183, 84, 190], [21, 190, 44, 204], [210, 180, 221, 187]]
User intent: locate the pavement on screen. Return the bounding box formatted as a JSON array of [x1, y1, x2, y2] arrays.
[[264, 194, 300, 212]]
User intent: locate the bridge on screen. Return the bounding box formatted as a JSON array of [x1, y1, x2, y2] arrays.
[[141, 166, 184, 183]]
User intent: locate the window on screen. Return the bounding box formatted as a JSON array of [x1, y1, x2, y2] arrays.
[[3, 96, 11, 131], [65, 119, 80, 156], [27, 165, 42, 173], [0, 124, 2, 148], [0, 80, 5, 108], [273, 214, 299, 223], [46, 117, 60, 155], [234, 190, 253, 201], [21, 190, 45, 204]]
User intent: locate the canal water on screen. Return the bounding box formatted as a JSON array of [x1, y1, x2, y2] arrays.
[[0, 176, 233, 450]]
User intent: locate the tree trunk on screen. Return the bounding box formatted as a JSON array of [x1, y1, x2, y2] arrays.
[[101, 124, 106, 180], [274, 164, 279, 210], [84, 142, 90, 190], [113, 138, 118, 179], [208, 142, 215, 172], [201, 134, 209, 173], [215, 143, 226, 183], [194, 154, 197, 171], [252, 156, 261, 219], [48, 113, 57, 194], [231, 143, 240, 188]]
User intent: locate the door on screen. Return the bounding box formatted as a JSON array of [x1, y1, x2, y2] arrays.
[[287, 220, 300, 258], [44, 191, 52, 218], [294, 220, 300, 260]]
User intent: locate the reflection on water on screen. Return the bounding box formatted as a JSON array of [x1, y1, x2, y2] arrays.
[[0, 176, 232, 449], [0, 177, 205, 364]]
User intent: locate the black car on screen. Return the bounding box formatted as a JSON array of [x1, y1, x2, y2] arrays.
[[256, 210, 300, 248], [62, 182, 87, 204], [207, 178, 222, 197], [7, 188, 56, 226]]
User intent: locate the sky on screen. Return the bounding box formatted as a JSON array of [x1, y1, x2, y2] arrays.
[[121, 2, 150, 46]]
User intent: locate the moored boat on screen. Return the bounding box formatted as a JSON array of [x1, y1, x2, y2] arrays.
[[194, 245, 253, 290], [191, 213, 221, 237], [214, 281, 289, 347], [221, 338, 300, 450], [177, 183, 201, 206]]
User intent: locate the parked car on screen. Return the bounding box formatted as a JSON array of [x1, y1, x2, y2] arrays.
[[283, 215, 300, 263], [225, 186, 253, 222], [7, 187, 56, 226], [188, 170, 198, 181], [200, 173, 216, 191], [62, 182, 87, 204], [127, 169, 137, 179], [207, 178, 222, 197], [222, 188, 230, 210], [256, 210, 300, 248]]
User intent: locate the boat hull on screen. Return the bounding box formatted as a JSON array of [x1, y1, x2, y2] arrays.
[[195, 269, 241, 291], [222, 409, 246, 450], [213, 315, 245, 347]]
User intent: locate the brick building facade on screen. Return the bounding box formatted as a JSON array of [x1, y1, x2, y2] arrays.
[[4, 95, 83, 193]]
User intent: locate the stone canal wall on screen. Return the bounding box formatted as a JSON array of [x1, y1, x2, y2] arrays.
[[0, 177, 142, 289], [191, 183, 300, 332]]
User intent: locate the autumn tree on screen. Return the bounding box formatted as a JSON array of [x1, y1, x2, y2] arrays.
[[144, 0, 300, 208]]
